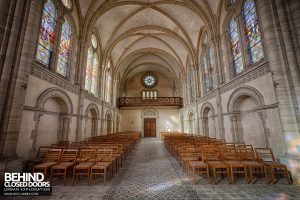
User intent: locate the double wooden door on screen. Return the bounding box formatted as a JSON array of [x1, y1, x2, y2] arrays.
[[144, 118, 156, 137]]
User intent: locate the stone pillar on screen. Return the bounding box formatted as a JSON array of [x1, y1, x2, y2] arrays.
[[0, 0, 42, 158], [257, 0, 300, 182]]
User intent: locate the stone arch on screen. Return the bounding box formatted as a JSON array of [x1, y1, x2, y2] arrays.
[[105, 110, 113, 134], [84, 103, 100, 138], [227, 86, 265, 113], [187, 110, 195, 134], [32, 88, 73, 154], [37, 87, 73, 114], [141, 108, 159, 137], [200, 102, 216, 137], [227, 86, 269, 148]]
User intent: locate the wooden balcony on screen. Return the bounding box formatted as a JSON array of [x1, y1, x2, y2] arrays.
[[118, 97, 183, 108]]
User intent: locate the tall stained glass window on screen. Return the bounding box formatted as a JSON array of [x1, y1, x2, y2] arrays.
[[85, 35, 99, 95], [189, 68, 195, 102], [201, 47, 215, 94], [201, 55, 209, 93], [36, 0, 57, 66], [57, 19, 71, 76], [208, 47, 215, 90], [229, 19, 244, 75], [243, 0, 264, 64], [105, 72, 112, 103]]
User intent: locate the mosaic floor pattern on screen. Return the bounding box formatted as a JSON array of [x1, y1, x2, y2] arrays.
[[3, 138, 300, 200]]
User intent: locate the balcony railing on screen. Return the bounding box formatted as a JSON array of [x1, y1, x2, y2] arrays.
[[118, 97, 183, 108]]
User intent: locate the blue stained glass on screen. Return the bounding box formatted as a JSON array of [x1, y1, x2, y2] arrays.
[[243, 0, 264, 64], [57, 20, 71, 76], [229, 19, 244, 75], [36, 0, 56, 66]]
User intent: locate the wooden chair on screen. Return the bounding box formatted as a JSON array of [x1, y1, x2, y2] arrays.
[[25, 146, 50, 172], [222, 148, 248, 184], [50, 149, 78, 185], [203, 147, 231, 184], [255, 148, 292, 184], [72, 149, 96, 186], [33, 149, 62, 178], [238, 145, 265, 183], [188, 147, 209, 184], [89, 149, 113, 185]]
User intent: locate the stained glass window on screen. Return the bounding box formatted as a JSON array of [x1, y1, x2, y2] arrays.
[[85, 37, 99, 95], [201, 47, 215, 94], [243, 0, 264, 64], [106, 72, 112, 103], [189, 68, 195, 102], [57, 19, 71, 76], [36, 0, 57, 66], [201, 55, 209, 93], [229, 19, 244, 75], [208, 47, 215, 90]]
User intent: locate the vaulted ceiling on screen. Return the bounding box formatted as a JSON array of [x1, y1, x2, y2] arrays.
[[75, 0, 224, 90]]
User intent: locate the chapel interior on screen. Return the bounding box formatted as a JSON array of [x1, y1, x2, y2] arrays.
[[0, 0, 300, 199]]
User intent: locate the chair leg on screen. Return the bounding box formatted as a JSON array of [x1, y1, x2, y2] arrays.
[[104, 168, 106, 185], [249, 167, 253, 184], [50, 169, 53, 184], [193, 167, 195, 184], [64, 169, 67, 186], [72, 168, 76, 186]]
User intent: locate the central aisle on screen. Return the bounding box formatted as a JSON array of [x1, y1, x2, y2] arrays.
[[103, 138, 199, 199]]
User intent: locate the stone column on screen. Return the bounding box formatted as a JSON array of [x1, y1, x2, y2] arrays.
[[259, 0, 300, 182], [256, 0, 300, 155], [0, 0, 42, 158]]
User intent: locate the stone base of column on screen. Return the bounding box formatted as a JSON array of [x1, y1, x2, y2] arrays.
[[0, 157, 24, 184], [280, 155, 300, 185]]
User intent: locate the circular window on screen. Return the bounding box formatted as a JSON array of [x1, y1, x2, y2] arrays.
[[61, 0, 72, 9], [143, 73, 157, 88]]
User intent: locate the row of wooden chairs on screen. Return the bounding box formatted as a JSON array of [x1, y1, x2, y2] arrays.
[[31, 132, 140, 185], [163, 134, 292, 185]]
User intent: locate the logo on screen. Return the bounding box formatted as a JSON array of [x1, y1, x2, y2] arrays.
[[1, 173, 52, 196]]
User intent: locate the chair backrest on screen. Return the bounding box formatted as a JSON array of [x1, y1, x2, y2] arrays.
[[60, 149, 78, 162], [221, 148, 240, 161], [96, 149, 113, 162], [36, 146, 50, 159], [238, 145, 256, 161], [255, 148, 275, 162], [202, 147, 220, 162], [79, 149, 96, 162], [45, 149, 62, 162], [187, 147, 203, 161]]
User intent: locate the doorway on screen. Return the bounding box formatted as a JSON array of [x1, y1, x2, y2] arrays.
[[144, 118, 156, 137]]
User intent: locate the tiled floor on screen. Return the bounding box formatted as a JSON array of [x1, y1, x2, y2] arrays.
[[4, 138, 300, 200]]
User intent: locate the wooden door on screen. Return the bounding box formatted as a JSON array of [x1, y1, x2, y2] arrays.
[[144, 118, 156, 137]]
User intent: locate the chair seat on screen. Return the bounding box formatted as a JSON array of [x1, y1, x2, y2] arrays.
[[92, 162, 111, 169], [243, 161, 263, 166], [189, 161, 207, 167], [52, 162, 75, 169], [262, 162, 287, 168], [34, 162, 58, 169], [225, 161, 245, 167], [75, 162, 94, 169], [208, 161, 228, 167]]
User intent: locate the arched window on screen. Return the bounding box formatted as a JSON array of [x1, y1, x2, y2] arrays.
[[85, 35, 99, 95], [229, 19, 244, 75], [208, 47, 215, 89], [189, 67, 195, 102], [201, 55, 209, 93], [201, 46, 215, 94], [57, 19, 72, 76], [243, 0, 264, 64], [105, 71, 112, 103], [36, 0, 57, 66]]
